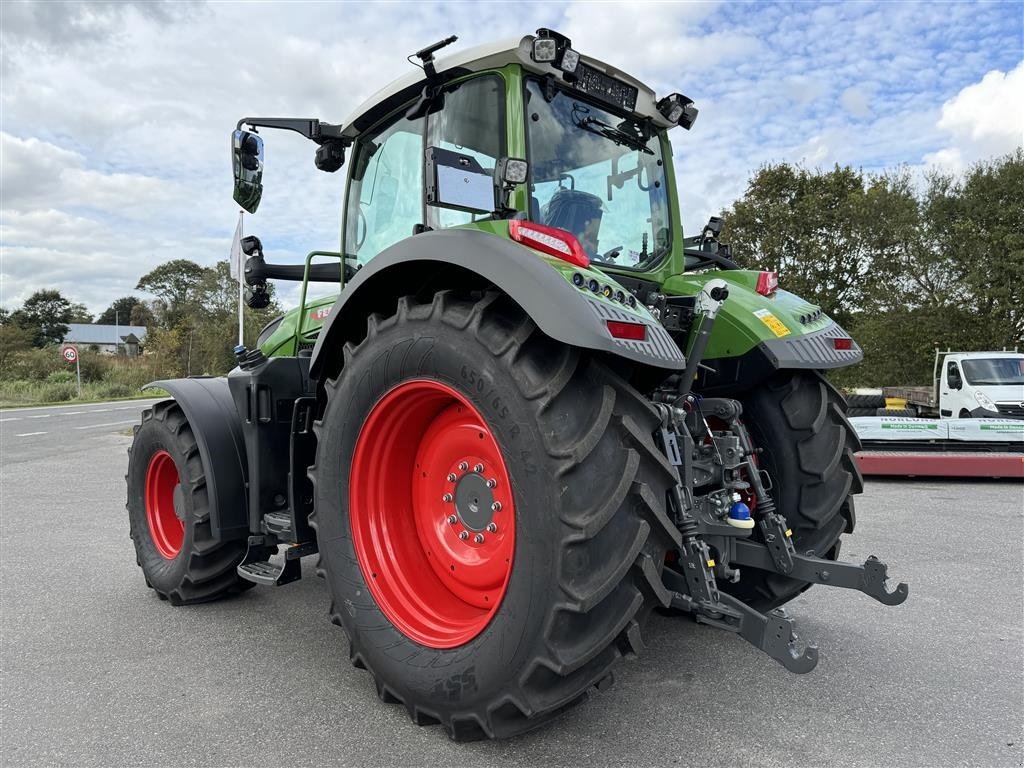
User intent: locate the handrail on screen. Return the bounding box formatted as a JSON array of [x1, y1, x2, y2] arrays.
[[296, 250, 343, 345]]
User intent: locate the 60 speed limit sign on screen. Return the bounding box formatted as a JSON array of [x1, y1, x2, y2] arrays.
[[62, 346, 78, 363]]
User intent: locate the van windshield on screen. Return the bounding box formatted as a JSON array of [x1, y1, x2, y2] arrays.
[[524, 79, 671, 270], [961, 357, 1024, 385]]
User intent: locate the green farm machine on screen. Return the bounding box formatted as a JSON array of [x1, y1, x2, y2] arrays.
[[126, 31, 907, 739]]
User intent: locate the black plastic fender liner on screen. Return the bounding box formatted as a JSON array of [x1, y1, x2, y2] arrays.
[[142, 377, 250, 541], [309, 228, 685, 381]]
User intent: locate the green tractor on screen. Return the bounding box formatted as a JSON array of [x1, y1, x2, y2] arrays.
[[126, 31, 907, 740]]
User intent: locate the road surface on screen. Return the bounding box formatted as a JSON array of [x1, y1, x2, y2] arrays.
[[1, 399, 1021, 767]]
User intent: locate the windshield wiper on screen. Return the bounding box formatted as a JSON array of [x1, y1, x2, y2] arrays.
[[571, 106, 653, 155]]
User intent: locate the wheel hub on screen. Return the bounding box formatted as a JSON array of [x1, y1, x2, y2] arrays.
[[349, 379, 516, 648], [453, 471, 494, 531]]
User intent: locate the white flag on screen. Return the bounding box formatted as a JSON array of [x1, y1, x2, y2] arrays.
[[229, 211, 244, 282]]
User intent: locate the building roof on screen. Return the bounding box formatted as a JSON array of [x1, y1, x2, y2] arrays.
[[64, 323, 148, 345]]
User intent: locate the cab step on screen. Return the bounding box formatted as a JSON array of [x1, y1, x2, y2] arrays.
[[236, 540, 317, 586]]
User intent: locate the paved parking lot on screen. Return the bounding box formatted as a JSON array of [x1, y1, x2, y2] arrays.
[[2, 400, 1022, 767]]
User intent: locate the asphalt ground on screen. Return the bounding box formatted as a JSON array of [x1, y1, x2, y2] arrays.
[[1, 399, 1022, 767]]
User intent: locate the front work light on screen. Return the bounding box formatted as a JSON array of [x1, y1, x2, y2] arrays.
[[532, 37, 557, 62], [657, 93, 699, 130], [496, 157, 529, 185], [559, 48, 580, 74], [531, 28, 577, 74]]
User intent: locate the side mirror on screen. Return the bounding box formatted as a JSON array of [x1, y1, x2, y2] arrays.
[[232, 129, 264, 213], [425, 147, 494, 214]]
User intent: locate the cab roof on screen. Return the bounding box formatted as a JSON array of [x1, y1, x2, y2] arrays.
[[341, 33, 674, 138]]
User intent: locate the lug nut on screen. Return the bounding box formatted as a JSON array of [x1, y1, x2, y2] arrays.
[[458, 461, 469, 472], [474, 533, 485, 544], [447, 473, 457, 482], [473, 463, 484, 473], [491, 501, 502, 512], [459, 531, 469, 540], [486, 478, 497, 488], [447, 515, 458, 525], [486, 523, 497, 533], [442, 493, 453, 503]]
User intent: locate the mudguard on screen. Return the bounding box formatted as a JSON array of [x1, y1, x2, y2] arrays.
[[661, 271, 863, 393], [309, 228, 685, 381], [143, 377, 249, 541]]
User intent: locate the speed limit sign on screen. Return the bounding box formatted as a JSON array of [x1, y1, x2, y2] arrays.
[[62, 346, 78, 363]]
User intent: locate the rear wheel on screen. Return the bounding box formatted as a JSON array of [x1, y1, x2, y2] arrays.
[[724, 372, 862, 611], [311, 291, 680, 740], [126, 401, 253, 604]]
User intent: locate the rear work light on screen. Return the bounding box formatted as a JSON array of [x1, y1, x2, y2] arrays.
[[833, 337, 853, 350], [755, 271, 779, 296], [606, 320, 647, 341], [508, 220, 590, 268]]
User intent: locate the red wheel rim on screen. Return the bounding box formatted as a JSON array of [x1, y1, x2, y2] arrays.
[[349, 379, 515, 648], [145, 449, 184, 559]]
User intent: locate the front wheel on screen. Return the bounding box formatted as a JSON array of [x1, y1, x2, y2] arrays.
[[311, 291, 680, 740], [126, 401, 253, 604], [724, 372, 862, 611]]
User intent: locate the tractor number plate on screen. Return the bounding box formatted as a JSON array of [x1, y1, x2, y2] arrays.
[[753, 309, 790, 338]]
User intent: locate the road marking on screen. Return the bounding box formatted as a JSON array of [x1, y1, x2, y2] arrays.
[[0, 397, 162, 414], [29, 414, 51, 419], [88, 409, 112, 413], [15, 431, 47, 437], [73, 420, 136, 430], [0, 418, 21, 423]]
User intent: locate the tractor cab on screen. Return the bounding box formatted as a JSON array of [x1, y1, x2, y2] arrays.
[[232, 31, 697, 305]]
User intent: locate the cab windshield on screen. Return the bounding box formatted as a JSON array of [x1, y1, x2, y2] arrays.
[[961, 357, 1024, 386], [524, 79, 671, 269]]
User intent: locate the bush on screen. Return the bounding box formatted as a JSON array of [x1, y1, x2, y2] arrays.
[[40, 382, 77, 402], [0, 347, 63, 381], [46, 370, 75, 384], [98, 382, 133, 398]]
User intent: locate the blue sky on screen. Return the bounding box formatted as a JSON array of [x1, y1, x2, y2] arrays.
[[1, 0, 1022, 314]]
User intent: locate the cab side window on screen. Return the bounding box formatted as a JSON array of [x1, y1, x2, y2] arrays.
[[345, 113, 426, 266], [946, 361, 962, 388], [426, 75, 505, 228]]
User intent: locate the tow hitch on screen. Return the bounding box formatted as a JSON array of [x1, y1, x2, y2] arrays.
[[651, 282, 908, 672]]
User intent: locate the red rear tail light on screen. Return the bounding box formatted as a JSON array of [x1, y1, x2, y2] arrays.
[[509, 220, 590, 268], [606, 320, 647, 341], [833, 337, 853, 350], [755, 271, 779, 296]]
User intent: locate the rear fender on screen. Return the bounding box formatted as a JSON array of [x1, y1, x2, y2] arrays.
[[143, 377, 249, 541], [309, 229, 685, 382], [662, 271, 863, 394]]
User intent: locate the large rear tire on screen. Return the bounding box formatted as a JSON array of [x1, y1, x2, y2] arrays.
[[126, 400, 253, 605], [725, 372, 862, 611], [310, 291, 680, 740]]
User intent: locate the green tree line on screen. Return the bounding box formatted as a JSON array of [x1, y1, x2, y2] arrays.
[[0, 260, 280, 402], [719, 149, 1023, 387]]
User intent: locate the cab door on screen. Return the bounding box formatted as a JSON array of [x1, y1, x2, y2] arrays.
[[941, 359, 965, 417]]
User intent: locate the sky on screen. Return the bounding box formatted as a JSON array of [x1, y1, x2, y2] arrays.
[[1, 0, 1022, 315]]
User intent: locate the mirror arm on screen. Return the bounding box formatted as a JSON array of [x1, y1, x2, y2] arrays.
[[236, 117, 347, 147]]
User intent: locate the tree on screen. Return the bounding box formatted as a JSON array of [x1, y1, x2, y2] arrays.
[[68, 302, 93, 323], [136, 259, 210, 328], [719, 163, 905, 325], [98, 296, 142, 325], [0, 324, 34, 370], [720, 153, 1024, 389], [9, 289, 74, 347]]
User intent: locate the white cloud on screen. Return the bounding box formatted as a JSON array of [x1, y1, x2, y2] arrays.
[[0, 1, 1021, 316], [840, 85, 873, 119], [924, 61, 1024, 170]]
